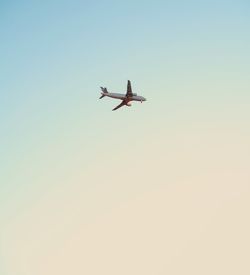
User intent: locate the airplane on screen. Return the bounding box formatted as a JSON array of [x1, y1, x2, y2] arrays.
[[99, 80, 146, 111]]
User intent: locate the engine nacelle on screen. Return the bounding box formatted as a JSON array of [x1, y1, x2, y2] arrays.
[[126, 103, 131, 106]]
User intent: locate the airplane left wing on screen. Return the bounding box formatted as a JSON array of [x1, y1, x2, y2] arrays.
[[112, 100, 126, 111]]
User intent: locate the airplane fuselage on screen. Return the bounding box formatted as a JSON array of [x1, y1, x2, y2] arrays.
[[105, 92, 146, 102]]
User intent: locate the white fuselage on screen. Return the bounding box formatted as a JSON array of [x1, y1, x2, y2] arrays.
[[105, 92, 146, 102]]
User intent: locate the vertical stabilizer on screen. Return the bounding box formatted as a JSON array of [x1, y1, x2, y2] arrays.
[[100, 87, 108, 99]]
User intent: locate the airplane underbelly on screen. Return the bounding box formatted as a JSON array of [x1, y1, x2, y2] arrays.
[[131, 96, 141, 101], [109, 93, 125, 100]]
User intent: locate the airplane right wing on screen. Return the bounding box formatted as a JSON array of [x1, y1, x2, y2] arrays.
[[112, 100, 126, 111], [126, 80, 133, 97]]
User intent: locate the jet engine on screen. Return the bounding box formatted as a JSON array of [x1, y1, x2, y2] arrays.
[[126, 103, 131, 106]]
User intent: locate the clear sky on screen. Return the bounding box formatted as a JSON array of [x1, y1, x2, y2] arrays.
[[1, 1, 250, 274]]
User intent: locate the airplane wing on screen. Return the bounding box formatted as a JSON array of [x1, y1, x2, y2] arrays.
[[126, 80, 133, 97], [112, 100, 126, 111]]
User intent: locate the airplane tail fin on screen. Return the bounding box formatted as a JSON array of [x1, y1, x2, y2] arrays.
[[100, 87, 108, 99]]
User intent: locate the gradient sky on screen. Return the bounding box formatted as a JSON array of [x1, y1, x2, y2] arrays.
[[1, 1, 250, 274]]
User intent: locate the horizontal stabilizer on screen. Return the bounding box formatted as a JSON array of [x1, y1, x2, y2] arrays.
[[100, 86, 108, 99]]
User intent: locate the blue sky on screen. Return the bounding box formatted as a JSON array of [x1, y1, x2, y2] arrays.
[[1, 1, 250, 274]]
